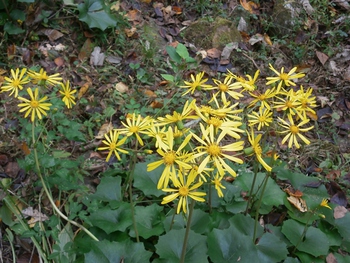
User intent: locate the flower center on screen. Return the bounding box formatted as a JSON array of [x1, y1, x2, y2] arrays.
[[258, 116, 266, 122], [109, 142, 117, 150], [285, 100, 294, 108], [30, 100, 39, 108], [290, 125, 299, 134], [280, 73, 289, 80], [179, 186, 189, 196], [218, 83, 228, 92], [13, 79, 21, 87], [207, 143, 221, 157], [258, 94, 266, 100], [129, 126, 139, 133], [207, 117, 222, 128], [163, 151, 176, 165], [254, 144, 262, 155]]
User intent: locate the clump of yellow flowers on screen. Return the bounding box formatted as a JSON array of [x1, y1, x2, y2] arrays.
[[0, 67, 76, 122], [96, 64, 317, 214]]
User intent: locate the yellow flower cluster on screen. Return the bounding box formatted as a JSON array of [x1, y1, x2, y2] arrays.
[[96, 63, 317, 214], [0, 68, 77, 122]]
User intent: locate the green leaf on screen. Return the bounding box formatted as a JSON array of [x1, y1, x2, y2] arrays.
[[166, 45, 182, 63], [228, 214, 264, 238], [208, 225, 288, 263], [161, 74, 175, 82], [234, 173, 285, 214], [189, 209, 211, 234], [89, 203, 132, 234], [163, 213, 185, 232], [52, 150, 71, 158], [10, 9, 26, 21], [282, 219, 329, 257], [91, 176, 122, 202], [334, 211, 350, 242], [274, 166, 319, 188], [4, 22, 25, 35], [284, 257, 300, 263], [133, 162, 164, 197], [294, 252, 324, 263], [176, 43, 190, 59], [155, 229, 208, 263], [85, 239, 152, 263], [130, 204, 164, 239], [17, 0, 35, 2], [78, 0, 117, 30]]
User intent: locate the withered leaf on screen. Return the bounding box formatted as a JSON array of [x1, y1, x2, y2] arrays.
[[316, 51, 329, 66]]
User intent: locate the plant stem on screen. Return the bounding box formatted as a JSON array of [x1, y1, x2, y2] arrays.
[[180, 200, 195, 263], [31, 122, 99, 242], [128, 140, 140, 242], [245, 163, 259, 215], [292, 212, 313, 254], [3, 195, 49, 263], [253, 172, 270, 242]]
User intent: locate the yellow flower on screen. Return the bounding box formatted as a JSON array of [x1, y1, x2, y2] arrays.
[[320, 199, 332, 210], [1, 68, 30, 97], [28, 68, 62, 87], [266, 64, 305, 91], [192, 124, 244, 177], [207, 76, 243, 104], [246, 128, 272, 171], [210, 96, 243, 122], [98, 129, 128, 162], [59, 80, 76, 109], [248, 107, 273, 131], [227, 69, 259, 92], [249, 88, 276, 110], [18, 88, 52, 122], [273, 89, 300, 116], [161, 169, 206, 214], [295, 86, 317, 119], [118, 113, 152, 146], [278, 114, 314, 149], [147, 127, 194, 189], [194, 103, 244, 139], [212, 173, 226, 197], [180, 72, 212, 96], [157, 99, 197, 127], [144, 122, 168, 150]]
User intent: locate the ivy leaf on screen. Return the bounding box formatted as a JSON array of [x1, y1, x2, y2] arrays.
[[134, 162, 164, 197], [91, 176, 122, 202], [282, 219, 329, 257], [155, 229, 208, 263], [208, 225, 288, 263], [88, 203, 132, 234], [78, 0, 117, 30], [130, 204, 164, 239], [85, 239, 152, 263]]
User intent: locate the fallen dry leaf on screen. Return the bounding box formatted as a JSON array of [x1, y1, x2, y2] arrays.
[[7, 44, 16, 60], [207, 48, 221, 59], [263, 33, 273, 46], [95, 122, 114, 139], [287, 196, 308, 212], [90, 46, 105, 66], [333, 206, 347, 219], [40, 29, 64, 41], [144, 89, 157, 98], [54, 57, 64, 67], [115, 82, 129, 93], [240, 0, 260, 15], [78, 81, 90, 99], [79, 38, 93, 61], [316, 51, 329, 66]]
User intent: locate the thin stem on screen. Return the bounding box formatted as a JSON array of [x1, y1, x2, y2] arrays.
[[3, 195, 48, 263], [253, 172, 270, 242], [180, 200, 195, 263], [31, 122, 99, 242], [208, 183, 212, 214], [292, 212, 314, 254], [244, 162, 259, 215], [128, 140, 140, 242]]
